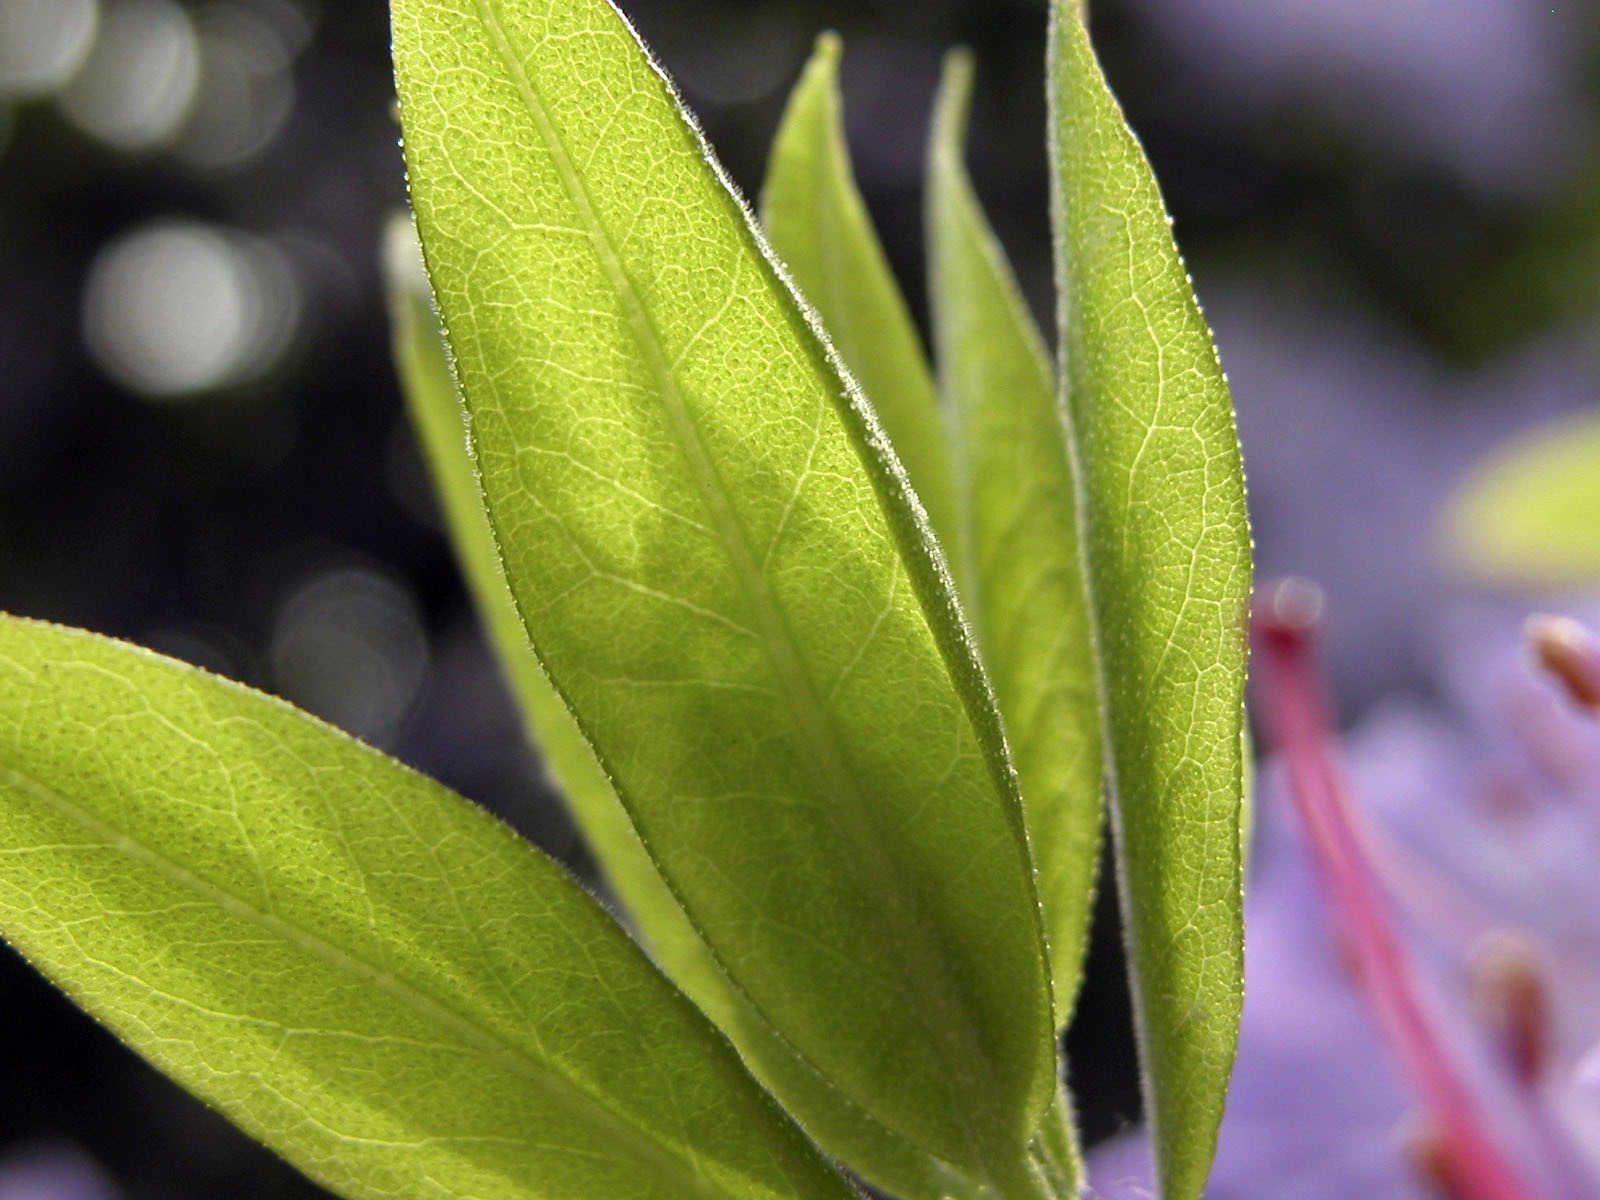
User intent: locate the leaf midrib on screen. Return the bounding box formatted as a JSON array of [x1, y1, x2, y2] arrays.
[[466, 0, 1019, 1176], [0, 762, 742, 1200]]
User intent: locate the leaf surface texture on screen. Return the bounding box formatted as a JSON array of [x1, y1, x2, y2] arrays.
[[0, 617, 857, 1200], [394, 0, 1056, 1190], [927, 50, 1102, 1034], [761, 34, 958, 553], [1048, 6, 1251, 1197]]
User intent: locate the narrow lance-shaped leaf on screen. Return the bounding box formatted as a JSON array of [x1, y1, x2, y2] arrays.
[[0, 616, 860, 1200], [389, 224, 990, 1200], [927, 49, 1102, 1035], [1048, 5, 1251, 1200], [760, 34, 959, 555], [385, 217, 726, 1010], [393, 1, 1058, 1196]]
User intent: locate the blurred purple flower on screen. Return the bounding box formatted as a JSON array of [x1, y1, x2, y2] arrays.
[[1212, 283, 1599, 712], [1123, 0, 1589, 196], [1089, 590, 1600, 1199], [0, 1144, 119, 1200]]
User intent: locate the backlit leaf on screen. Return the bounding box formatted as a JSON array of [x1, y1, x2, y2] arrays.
[[1048, 4, 1251, 1198], [387, 219, 1017, 1200], [388, 225, 977, 1200], [927, 48, 1102, 1035], [0, 616, 859, 1200], [393, 1, 1056, 1194], [385, 217, 725, 1010], [761, 34, 958, 553]]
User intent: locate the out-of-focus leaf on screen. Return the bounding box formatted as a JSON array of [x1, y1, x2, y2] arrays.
[[1445, 410, 1600, 588], [1047, 4, 1251, 1199], [760, 34, 958, 553], [927, 48, 1101, 1037], [392, 1, 1057, 1195], [0, 616, 860, 1200]]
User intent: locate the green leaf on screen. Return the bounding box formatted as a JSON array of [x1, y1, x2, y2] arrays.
[[927, 49, 1102, 1036], [1047, 5, 1251, 1200], [760, 34, 959, 555], [392, 1, 1057, 1195], [385, 214, 997, 1200], [390, 220, 1018, 1200], [1444, 410, 1600, 588], [0, 616, 859, 1200], [385, 217, 727, 1010]]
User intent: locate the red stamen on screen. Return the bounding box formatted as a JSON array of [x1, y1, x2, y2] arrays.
[[1252, 580, 1538, 1200]]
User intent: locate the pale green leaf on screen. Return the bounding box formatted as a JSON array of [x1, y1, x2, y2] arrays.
[[1444, 410, 1600, 588], [760, 34, 958, 554], [389, 222, 990, 1200], [927, 49, 1102, 1037], [0, 616, 860, 1200], [393, 1, 1056, 1195], [385, 216, 726, 1012], [1047, 5, 1251, 1199]]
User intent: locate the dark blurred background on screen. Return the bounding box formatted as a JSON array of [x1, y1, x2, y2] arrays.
[[4, 1, 1600, 1195]]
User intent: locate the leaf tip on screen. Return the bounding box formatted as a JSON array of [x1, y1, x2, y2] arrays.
[[811, 28, 843, 69], [932, 47, 975, 150]]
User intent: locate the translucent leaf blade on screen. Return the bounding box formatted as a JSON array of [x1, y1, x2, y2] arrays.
[[385, 217, 727, 1010], [1047, 6, 1251, 1199], [386, 217, 1004, 1200], [760, 34, 959, 555], [393, 0, 1055, 1189], [927, 49, 1102, 1035], [0, 616, 859, 1200]]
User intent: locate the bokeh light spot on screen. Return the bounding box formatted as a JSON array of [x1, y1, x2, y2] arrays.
[[174, 3, 295, 169], [0, 0, 99, 97], [82, 219, 300, 399], [58, 0, 200, 151], [270, 566, 430, 747]]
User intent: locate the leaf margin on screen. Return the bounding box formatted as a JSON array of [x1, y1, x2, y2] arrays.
[[926, 45, 1103, 1037], [1046, 3, 1252, 1198], [392, 0, 1060, 1190], [0, 613, 862, 1200]]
